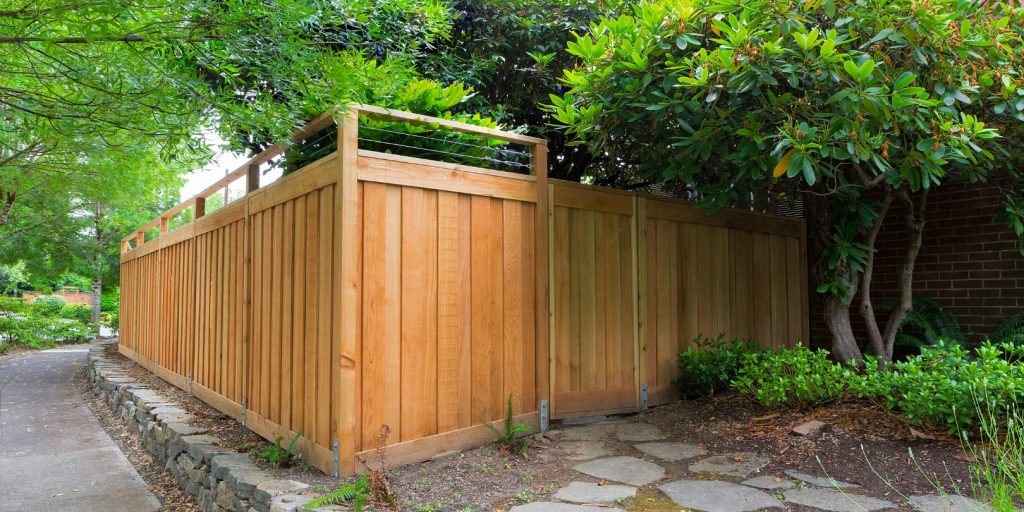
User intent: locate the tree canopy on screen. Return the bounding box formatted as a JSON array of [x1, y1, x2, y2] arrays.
[[548, 0, 1024, 360]]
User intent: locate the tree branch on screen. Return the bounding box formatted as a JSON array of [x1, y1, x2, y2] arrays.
[[881, 188, 929, 360], [859, 186, 894, 359]]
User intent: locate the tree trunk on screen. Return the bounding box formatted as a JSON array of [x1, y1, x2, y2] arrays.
[[91, 275, 102, 336], [825, 293, 863, 363], [859, 188, 894, 358], [879, 189, 929, 360]]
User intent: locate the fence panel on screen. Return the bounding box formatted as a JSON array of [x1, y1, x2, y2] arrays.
[[550, 182, 638, 417], [355, 152, 540, 457], [118, 105, 806, 476], [640, 196, 807, 405]]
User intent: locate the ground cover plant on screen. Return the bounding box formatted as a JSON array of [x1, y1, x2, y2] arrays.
[[678, 338, 1024, 437]]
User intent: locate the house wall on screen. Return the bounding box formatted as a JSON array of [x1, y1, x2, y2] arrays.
[[809, 180, 1024, 349]]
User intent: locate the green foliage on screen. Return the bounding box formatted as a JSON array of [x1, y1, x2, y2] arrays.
[[965, 398, 1024, 511], [258, 431, 303, 468], [59, 304, 92, 324], [732, 344, 856, 409], [0, 296, 29, 315], [486, 394, 531, 457], [549, 0, 1024, 302], [988, 311, 1024, 345], [882, 342, 1024, 433], [100, 292, 119, 312], [684, 339, 1024, 436], [676, 334, 759, 399], [0, 316, 93, 352], [304, 474, 370, 511], [32, 296, 67, 317]]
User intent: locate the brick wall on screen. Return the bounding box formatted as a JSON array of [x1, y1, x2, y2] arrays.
[[808, 181, 1024, 349]]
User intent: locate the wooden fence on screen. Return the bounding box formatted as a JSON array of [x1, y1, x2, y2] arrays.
[[120, 104, 807, 477]]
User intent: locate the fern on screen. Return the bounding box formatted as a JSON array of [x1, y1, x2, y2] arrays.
[[484, 394, 531, 456], [874, 297, 965, 350], [988, 311, 1024, 344], [304, 474, 370, 510]]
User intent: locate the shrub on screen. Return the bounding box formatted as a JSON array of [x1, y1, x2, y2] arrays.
[[0, 315, 92, 352], [677, 334, 759, 399], [32, 295, 66, 317], [59, 303, 92, 324], [884, 342, 1024, 434], [731, 344, 856, 409], [0, 296, 29, 315], [100, 291, 119, 313], [102, 311, 119, 331]]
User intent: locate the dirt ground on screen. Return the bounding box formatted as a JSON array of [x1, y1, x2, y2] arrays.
[[84, 344, 976, 511]]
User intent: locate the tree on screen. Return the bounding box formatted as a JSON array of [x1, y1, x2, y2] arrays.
[[548, 0, 1024, 361]]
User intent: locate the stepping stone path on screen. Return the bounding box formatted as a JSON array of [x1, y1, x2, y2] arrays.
[[785, 469, 859, 489], [614, 422, 665, 441], [689, 452, 771, 478], [659, 479, 783, 512], [634, 441, 706, 461], [783, 487, 897, 512], [741, 475, 796, 490], [572, 456, 666, 486], [559, 441, 611, 461], [908, 494, 991, 512], [546, 417, 987, 512], [560, 423, 615, 441], [553, 481, 636, 504], [509, 503, 622, 512]]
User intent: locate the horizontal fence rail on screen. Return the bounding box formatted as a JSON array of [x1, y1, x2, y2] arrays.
[[120, 104, 806, 476]]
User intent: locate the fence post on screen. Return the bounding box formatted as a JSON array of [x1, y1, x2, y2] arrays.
[[531, 142, 550, 415], [247, 164, 260, 193], [336, 107, 360, 475], [195, 196, 206, 218]]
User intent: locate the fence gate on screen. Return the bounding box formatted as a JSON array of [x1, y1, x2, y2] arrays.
[[549, 182, 640, 418]]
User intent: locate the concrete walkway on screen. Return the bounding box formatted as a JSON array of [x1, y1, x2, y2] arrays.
[[0, 347, 160, 512]]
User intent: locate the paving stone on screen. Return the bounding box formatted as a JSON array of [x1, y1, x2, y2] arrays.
[[659, 479, 784, 512], [742, 475, 796, 490], [792, 420, 826, 436], [907, 494, 991, 512], [573, 456, 666, 486], [560, 441, 612, 461], [689, 452, 771, 478], [560, 423, 615, 441], [783, 487, 897, 512], [554, 481, 636, 504], [269, 493, 314, 512], [615, 422, 665, 442], [510, 503, 622, 512], [634, 442, 706, 461], [785, 470, 859, 489]]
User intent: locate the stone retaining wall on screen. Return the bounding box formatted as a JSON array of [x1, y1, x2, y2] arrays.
[[86, 342, 322, 512]]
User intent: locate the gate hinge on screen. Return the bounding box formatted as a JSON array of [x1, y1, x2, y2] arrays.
[[332, 438, 340, 478], [240, 398, 247, 426], [539, 400, 549, 433], [641, 384, 649, 412], [187, 373, 193, 396]]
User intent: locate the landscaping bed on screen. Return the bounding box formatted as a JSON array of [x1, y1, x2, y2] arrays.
[[89, 341, 979, 511]]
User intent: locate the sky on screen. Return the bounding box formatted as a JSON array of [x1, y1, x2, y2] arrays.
[[178, 131, 285, 202]]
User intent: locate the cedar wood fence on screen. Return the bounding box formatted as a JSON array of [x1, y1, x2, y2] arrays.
[[119, 104, 808, 476]]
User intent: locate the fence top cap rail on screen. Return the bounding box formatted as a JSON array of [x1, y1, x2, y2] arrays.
[[352, 104, 547, 147], [121, 104, 547, 249]]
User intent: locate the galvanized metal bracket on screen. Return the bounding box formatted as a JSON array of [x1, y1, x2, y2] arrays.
[[187, 373, 193, 396], [332, 438, 340, 477], [539, 399, 549, 433], [641, 384, 649, 411], [240, 398, 247, 426]]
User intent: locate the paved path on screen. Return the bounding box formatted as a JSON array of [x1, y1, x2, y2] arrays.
[[0, 347, 160, 512]]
